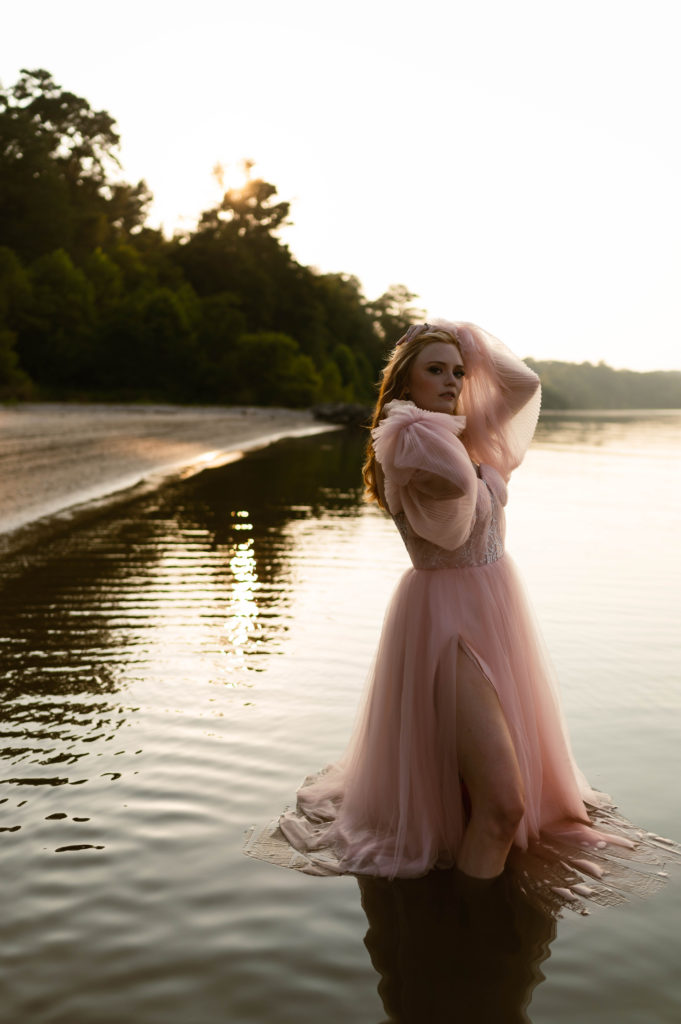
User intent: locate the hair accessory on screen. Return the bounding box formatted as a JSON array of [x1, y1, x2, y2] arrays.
[[395, 323, 431, 347]]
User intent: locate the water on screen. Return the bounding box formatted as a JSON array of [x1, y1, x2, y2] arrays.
[[1, 412, 680, 1023]]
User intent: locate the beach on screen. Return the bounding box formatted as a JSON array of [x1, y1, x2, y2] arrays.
[[0, 402, 328, 549]]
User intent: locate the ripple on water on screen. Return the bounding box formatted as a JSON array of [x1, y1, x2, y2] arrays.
[[1, 421, 681, 1023]]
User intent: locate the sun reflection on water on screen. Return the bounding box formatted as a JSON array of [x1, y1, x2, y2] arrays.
[[223, 525, 262, 677]]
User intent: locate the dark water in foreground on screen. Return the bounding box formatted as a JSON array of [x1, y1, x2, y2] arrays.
[[1, 412, 680, 1023]]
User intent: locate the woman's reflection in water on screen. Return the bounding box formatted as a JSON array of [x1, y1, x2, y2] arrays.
[[358, 867, 556, 1024]]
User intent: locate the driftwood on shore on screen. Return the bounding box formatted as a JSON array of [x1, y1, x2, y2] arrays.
[[312, 403, 373, 428]]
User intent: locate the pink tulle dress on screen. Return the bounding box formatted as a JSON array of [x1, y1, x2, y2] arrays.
[[245, 325, 679, 912]]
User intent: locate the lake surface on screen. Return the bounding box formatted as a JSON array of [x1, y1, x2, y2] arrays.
[[1, 411, 680, 1023]]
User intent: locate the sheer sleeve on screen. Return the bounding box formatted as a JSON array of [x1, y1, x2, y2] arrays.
[[372, 401, 478, 550], [487, 342, 541, 418], [430, 320, 542, 482]]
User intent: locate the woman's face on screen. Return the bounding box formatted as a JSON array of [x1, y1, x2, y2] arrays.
[[405, 341, 465, 414]]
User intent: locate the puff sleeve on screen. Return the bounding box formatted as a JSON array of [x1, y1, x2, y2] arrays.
[[372, 401, 478, 551]]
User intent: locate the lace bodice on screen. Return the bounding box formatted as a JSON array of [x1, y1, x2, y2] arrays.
[[392, 469, 506, 570]]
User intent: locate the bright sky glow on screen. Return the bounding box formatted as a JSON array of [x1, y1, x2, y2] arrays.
[[5, 0, 681, 369]]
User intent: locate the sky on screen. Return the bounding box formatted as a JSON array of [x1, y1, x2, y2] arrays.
[[5, 0, 681, 370]]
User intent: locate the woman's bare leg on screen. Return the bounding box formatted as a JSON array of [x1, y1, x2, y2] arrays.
[[455, 645, 525, 879]]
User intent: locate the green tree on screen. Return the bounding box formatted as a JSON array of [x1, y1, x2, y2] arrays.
[[0, 246, 33, 396], [0, 328, 31, 398], [108, 241, 156, 292], [230, 332, 321, 407], [0, 245, 31, 329], [332, 343, 364, 400], [82, 247, 124, 311], [193, 293, 247, 401], [204, 170, 291, 237], [172, 174, 294, 320], [0, 68, 151, 263], [367, 284, 424, 345], [311, 272, 384, 389], [318, 358, 345, 402], [173, 175, 338, 376], [0, 69, 429, 407], [98, 285, 199, 399], [19, 249, 97, 390]]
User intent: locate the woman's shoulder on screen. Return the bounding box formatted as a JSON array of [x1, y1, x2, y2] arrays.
[[372, 400, 469, 470], [373, 400, 477, 493], [378, 399, 466, 435], [372, 400, 467, 449]]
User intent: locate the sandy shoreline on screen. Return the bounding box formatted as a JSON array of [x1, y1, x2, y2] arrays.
[[0, 402, 332, 549]]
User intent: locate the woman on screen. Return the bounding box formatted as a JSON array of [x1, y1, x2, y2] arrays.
[[256, 321, 677, 910]]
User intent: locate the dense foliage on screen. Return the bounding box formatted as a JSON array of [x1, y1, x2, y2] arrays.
[[0, 69, 421, 405], [1, 69, 679, 409]]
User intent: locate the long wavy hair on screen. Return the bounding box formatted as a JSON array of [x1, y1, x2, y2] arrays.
[[362, 323, 463, 509]]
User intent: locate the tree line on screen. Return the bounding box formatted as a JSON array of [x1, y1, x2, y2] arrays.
[[1, 69, 679, 410], [526, 359, 681, 410], [0, 69, 421, 406]]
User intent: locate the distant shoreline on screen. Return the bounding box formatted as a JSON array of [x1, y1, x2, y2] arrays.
[[539, 402, 681, 412]]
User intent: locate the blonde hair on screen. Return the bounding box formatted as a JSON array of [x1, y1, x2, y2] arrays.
[[362, 323, 463, 509]]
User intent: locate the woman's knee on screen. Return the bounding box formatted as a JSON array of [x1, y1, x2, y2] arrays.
[[477, 789, 525, 842]]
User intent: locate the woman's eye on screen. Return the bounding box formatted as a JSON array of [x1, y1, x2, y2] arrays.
[[426, 366, 442, 374], [454, 370, 465, 379]]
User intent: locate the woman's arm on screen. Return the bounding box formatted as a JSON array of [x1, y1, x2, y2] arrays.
[[373, 403, 477, 550], [488, 344, 541, 419]]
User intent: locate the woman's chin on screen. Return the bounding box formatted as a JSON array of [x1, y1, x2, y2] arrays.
[[424, 398, 458, 415]]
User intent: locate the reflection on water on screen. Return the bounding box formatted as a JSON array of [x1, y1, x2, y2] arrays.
[[0, 413, 680, 1023], [0, 429, 381, 1024], [359, 869, 556, 1023], [0, 430, 366, 781], [535, 409, 681, 453]]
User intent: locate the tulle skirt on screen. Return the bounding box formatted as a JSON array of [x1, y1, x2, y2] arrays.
[[246, 554, 680, 913]]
